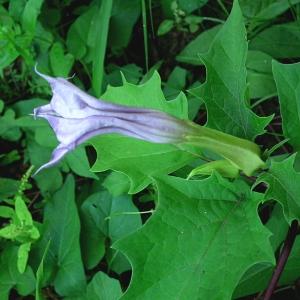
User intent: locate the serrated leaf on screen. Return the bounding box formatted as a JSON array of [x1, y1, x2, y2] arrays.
[[115, 174, 274, 300], [90, 72, 195, 193], [257, 154, 300, 223], [32, 175, 86, 296], [272, 60, 300, 150], [236, 238, 300, 299], [234, 204, 289, 298], [197, 1, 271, 139]]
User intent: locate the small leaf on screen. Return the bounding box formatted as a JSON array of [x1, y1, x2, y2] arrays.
[[157, 19, 174, 36], [17, 242, 31, 274], [49, 42, 74, 77]]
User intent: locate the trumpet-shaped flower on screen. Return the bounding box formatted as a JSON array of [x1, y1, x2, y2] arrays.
[[33, 68, 266, 177], [33, 69, 193, 174]]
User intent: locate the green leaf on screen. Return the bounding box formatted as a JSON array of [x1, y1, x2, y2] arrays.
[[257, 154, 300, 223], [157, 19, 174, 36], [240, 0, 300, 21], [0, 177, 20, 199], [15, 195, 33, 226], [0, 109, 22, 141], [66, 146, 98, 179], [49, 42, 74, 77], [90, 72, 195, 193], [250, 21, 300, 58], [176, 25, 221, 65], [197, 1, 271, 139], [163, 66, 187, 99], [35, 240, 51, 300], [21, 0, 43, 35], [69, 272, 122, 300], [0, 246, 35, 300], [272, 60, 300, 150], [17, 242, 31, 274], [102, 171, 130, 197], [80, 191, 142, 272], [85, 272, 122, 300], [234, 204, 289, 298], [32, 175, 86, 296], [246, 50, 276, 99], [187, 159, 239, 179], [115, 174, 274, 300], [108, 0, 141, 52], [92, 0, 113, 96], [66, 5, 95, 59]]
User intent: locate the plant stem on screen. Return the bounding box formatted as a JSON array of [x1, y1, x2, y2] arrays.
[[263, 220, 299, 300]]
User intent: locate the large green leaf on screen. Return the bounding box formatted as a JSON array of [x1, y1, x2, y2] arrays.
[[115, 174, 274, 300], [90, 72, 195, 193], [272, 60, 300, 150], [250, 21, 300, 58], [197, 1, 271, 139], [257, 154, 300, 223], [31, 175, 86, 297]]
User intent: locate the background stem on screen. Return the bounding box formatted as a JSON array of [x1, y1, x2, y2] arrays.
[[263, 220, 299, 300]]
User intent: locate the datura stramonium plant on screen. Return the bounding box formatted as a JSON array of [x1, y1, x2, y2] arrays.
[[33, 68, 266, 176]]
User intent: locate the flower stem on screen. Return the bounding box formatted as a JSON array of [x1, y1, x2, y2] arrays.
[[263, 220, 299, 300]]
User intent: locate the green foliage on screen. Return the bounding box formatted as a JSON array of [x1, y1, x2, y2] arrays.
[[250, 21, 300, 58], [272, 60, 300, 150], [32, 175, 86, 297], [80, 191, 141, 272], [197, 1, 271, 139], [115, 174, 274, 299], [258, 155, 300, 223], [3, 0, 300, 299]]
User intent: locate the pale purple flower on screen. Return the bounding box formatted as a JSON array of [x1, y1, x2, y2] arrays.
[[33, 68, 192, 174]]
